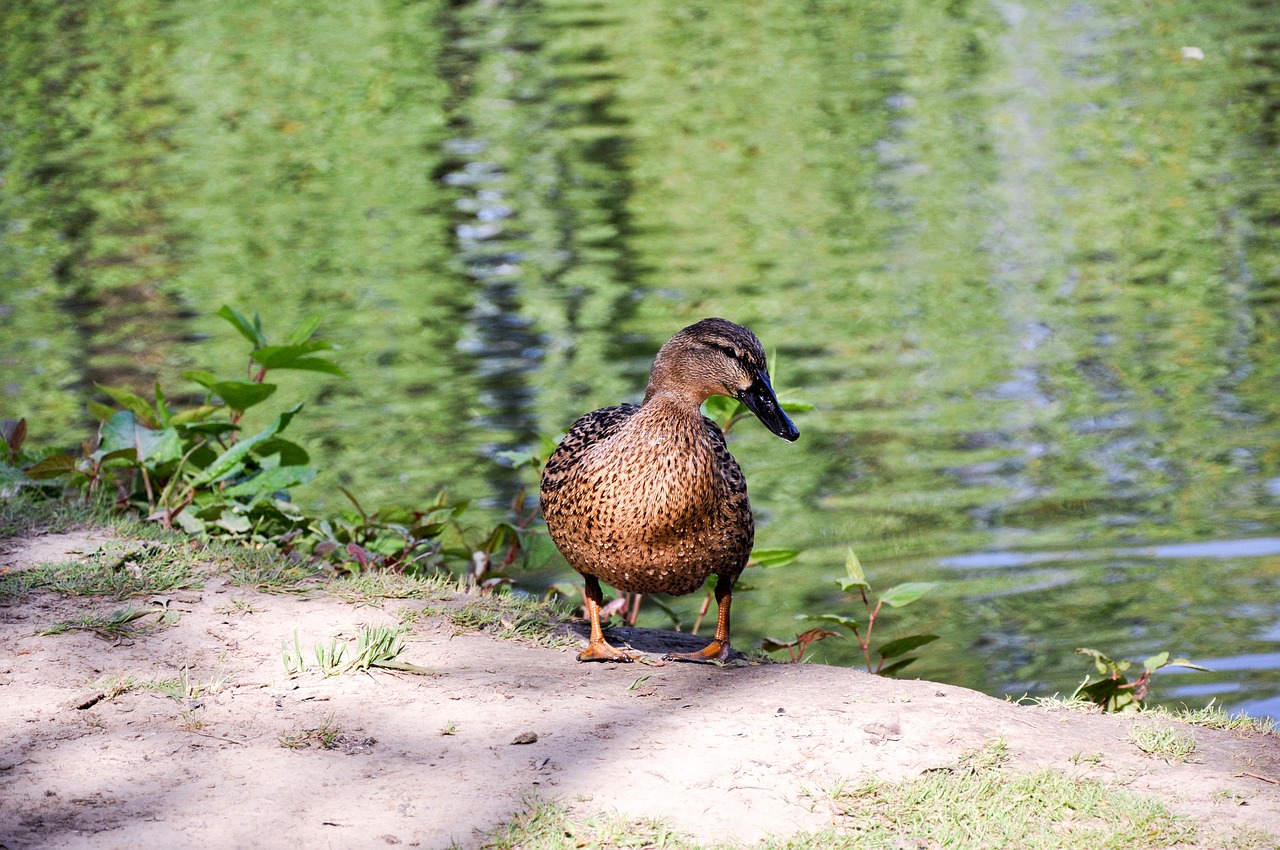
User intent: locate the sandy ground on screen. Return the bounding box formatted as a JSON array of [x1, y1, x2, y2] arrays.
[[2, 530, 1279, 850]]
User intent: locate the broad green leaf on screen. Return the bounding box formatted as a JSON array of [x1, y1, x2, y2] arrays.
[[521, 532, 561, 568], [255, 437, 310, 466], [1167, 657, 1214, 673], [98, 412, 182, 464], [173, 511, 206, 534], [375, 505, 416, 525], [844, 548, 866, 585], [179, 421, 239, 437], [86, 400, 116, 422], [878, 634, 940, 659], [1142, 651, 1170, 673], [1073, 677, 1138, 713], [286, 314, 324, 345], [480, 522, 520, 553], [210, 509, 252, 534], [878, 581, 936, 608], [750, 548, 801, 568], [95, 383, 156, 425], [803, 613, 861, 630], [100, 448, 141, 465], [212, 380, 277, 412], [703, 395, 745, 421], [494, 448, 539, 469], [1075, 647, 1128, 676], [139, 428, 182, 465], [538, 433, 562, 458], [878, 657, 919, 677], [217, 305, 267, 347], [182, 370, 220, 390], [190, 405, 302, 486], [171, 405, 223, 425], [154, 384, 172, 427], [410, 522, 447, 540], [251, 340, 334, 365], [838, 577, 870, 593], [98, 411, 140, 455], [26, 454, 79, 479], [270, 356, 345, 378], [223, 465, 317, 497]]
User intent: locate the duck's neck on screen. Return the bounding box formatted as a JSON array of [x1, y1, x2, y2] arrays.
[[638, 387, 710, 428]]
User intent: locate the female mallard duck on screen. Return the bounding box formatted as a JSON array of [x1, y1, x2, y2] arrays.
[[540, 318, 799, 663]]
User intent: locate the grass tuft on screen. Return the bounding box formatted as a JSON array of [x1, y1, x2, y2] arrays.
[[280, 713, 344, 750], [1130, 721, 1198, 762], [429, 591, 575, 649], [85, 672, 139, 700], [283, 624, 436, 678], [142, 667, 233, 703], [828, 768, 1196, 849], [217, 545, 321, 592], [478, 798, 681, 850], [331, 571, 458, 606], [3, 542, 204, 599], [475, 735, 1221, 850], [1145, 702, 1279, 737], [40, 605, 174, 639], [0, 492, 108, 539]]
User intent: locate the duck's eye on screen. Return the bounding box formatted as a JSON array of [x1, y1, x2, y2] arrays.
[[711, 343, 740, 361]]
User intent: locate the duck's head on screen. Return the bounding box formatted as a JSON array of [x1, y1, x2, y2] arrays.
[[644, 317, 800, 442]]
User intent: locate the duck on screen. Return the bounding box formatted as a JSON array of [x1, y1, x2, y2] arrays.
[[540, 318, 800, 663]]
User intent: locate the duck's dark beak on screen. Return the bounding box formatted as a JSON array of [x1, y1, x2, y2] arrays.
[[738, 373, 800, 442]]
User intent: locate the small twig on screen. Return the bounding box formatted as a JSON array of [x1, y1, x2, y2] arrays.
[[188, 731, 246, 747], [1242, 771, 1280, 786], [691, 591, 712, 636], [139, 462, 155, 513]]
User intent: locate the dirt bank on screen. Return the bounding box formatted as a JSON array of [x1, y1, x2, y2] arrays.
[[1, 530, 1278, 849]]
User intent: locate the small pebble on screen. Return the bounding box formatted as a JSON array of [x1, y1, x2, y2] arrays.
[[511, 731, 538, 745]]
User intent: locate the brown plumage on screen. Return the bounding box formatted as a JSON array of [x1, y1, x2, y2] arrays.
[[540, 318, 799, 663]]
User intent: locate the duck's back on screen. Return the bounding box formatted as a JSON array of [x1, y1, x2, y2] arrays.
[[540, 403, 753, 596]]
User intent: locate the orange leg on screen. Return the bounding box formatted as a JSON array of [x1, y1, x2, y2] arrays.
[[666, 574, 734, 663], [577, 576, 634, 663]]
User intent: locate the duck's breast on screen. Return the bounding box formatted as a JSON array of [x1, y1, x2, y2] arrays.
[[541, 408, 753, 594]]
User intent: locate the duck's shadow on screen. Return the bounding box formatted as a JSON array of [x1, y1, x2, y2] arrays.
[[558, 621, 750, 663]]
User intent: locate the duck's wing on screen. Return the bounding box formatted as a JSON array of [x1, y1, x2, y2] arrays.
[[702, 415, 754, 575], [540, 403, 641, 496], [701, 415, 747, 496]]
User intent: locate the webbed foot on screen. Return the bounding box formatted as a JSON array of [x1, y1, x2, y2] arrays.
[[577, 639, 636, 663], [664, 639, 731, 664]]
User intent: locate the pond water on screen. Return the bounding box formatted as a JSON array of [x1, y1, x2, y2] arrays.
[[2, 0, 1279, 717]]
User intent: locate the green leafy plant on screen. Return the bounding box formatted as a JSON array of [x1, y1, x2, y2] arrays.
[[18, 306, 342, 536], [1072, 648, 1211, 713], [282, 625, 435, 678], [3, 306, 543, 588], [777, 548, 938, 674]]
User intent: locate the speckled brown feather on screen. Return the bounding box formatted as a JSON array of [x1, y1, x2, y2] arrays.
[[540, 319, 779, 601], [541, 401, 753, 596]]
